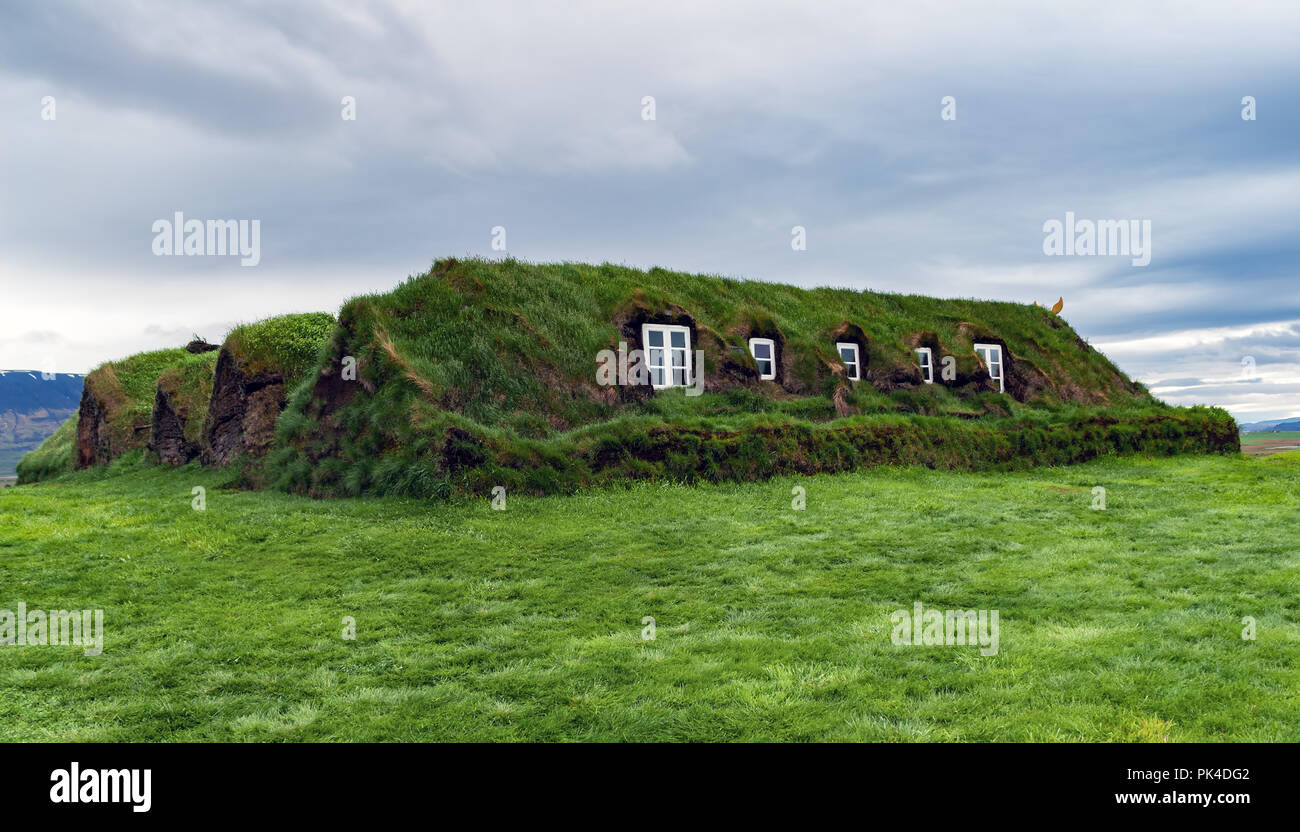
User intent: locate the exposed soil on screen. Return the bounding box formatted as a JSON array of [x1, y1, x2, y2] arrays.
[[202, 348, 287, 467], [185, 339, 220, 354], [149, 385, 200, 466], [957, 322, 1051, 401], [74, 371, 149, 469], [294, 349, 360, 464], [74, 385, 113, 469]]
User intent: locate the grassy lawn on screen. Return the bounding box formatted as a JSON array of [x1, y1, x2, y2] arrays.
[[1, 452, 1297, 741]]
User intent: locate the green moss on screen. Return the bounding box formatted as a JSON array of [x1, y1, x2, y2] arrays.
[[18, 348, 213, 477], [49, 313, 332, 473], [328, 258, 1144, 432], [33, 259, 1237, 495], [79, 347, 207, 462], [157, 351, 219, 445], [225, 312, 336, 384], [270, 257, 1230, 498]]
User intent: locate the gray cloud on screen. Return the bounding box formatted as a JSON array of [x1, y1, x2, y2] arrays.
[[1, 0, 1299, 421]]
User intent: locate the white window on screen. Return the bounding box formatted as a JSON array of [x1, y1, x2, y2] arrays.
[[748, 337, 777, 380], [836, 342, 861, 381], [643, 324, 692, 388], [915, 347, 933, 384], [974, 343, 1004, 392]]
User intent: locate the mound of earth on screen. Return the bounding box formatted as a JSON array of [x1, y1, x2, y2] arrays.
[[201, 313, 336, 467], [268, 258, 1227, 498], [73, 354, 181, 469], [202, 347, 289, 466], [149, 351, 218, 466]]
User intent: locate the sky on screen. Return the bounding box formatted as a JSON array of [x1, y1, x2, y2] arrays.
[[2, 1, 1299, 421]]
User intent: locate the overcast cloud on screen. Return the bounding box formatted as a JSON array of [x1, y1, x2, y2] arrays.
[[2, 0, 1299, 420]]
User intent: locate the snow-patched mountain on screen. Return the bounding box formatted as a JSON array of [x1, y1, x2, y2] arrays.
[[1238, 417, 1300, 432], [0, 370, 84, 477]]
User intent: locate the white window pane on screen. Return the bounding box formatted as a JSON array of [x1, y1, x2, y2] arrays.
[[670, 330, 685, 348], [648, 330, 663, 347], [652, 367, 664, 386], [650, 348, 664, 367]]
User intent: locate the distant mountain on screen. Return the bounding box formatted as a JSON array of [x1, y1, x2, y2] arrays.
[[0, 370, 84, 478], [1239, 417, 1300, 432]]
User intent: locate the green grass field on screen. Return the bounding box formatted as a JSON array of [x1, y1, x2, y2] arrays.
[[1, 452, 1296, 741]]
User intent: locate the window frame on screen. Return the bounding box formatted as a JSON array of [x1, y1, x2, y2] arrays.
[[914, 347, 934, 384], [836, 341, 861, 381], [748, 337, 777, 381], [642, 323, 693, 389], [973, 343, 1004, 392]]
